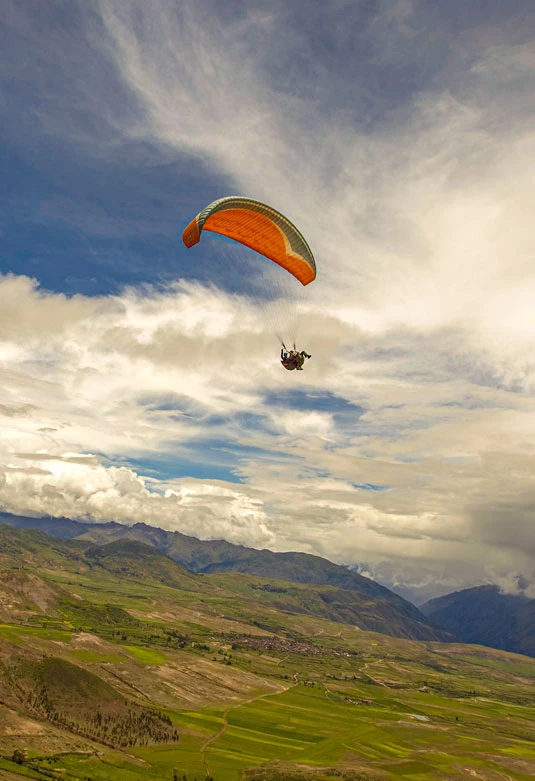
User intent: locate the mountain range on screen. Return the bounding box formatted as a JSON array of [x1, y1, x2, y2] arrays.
[[4, 511, 535, 657], [0, 511, 446, 641], [421, 584, 535, 656]]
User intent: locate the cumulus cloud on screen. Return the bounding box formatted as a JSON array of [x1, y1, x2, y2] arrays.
[[1, 0, 534, 596]]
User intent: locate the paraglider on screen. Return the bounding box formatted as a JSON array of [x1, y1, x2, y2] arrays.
[[182, 196, 316, 369]]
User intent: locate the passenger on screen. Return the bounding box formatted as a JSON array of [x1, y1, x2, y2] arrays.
[[280, 348, 311, 371]]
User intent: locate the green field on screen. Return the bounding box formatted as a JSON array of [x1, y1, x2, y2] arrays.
[[2, 618, 535, 781], [122, 645, 168, 665]]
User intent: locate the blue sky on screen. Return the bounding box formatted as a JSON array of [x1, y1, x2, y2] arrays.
[[1, 0, 535, 602]]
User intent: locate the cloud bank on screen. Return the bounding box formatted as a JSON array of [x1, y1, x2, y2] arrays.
[[1, 0, 534, 599]]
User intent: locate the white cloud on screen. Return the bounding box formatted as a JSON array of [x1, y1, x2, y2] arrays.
[[1, 1, 534, 596]]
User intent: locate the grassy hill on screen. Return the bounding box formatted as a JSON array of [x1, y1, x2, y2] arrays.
[[13, 656, 179, 747], [0, 513, 447, 642], [0, 524, 445, 641]]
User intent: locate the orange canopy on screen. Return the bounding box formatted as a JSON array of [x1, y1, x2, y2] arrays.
[[182, 196, 316, 286]]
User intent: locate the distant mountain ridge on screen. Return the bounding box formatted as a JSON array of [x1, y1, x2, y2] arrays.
[[0, 511, 448, 641], [421, 584, 535, 656]]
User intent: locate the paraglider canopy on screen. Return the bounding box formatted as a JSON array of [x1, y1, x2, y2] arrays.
[[182, 196, 316, 286]]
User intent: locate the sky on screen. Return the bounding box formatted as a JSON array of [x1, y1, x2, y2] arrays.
[[1, 0, 534, 603]]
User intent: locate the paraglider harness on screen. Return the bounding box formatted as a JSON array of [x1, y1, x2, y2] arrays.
[[281, 345, 312, 371]]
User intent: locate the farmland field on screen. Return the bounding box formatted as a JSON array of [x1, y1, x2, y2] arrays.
[[2, 617, 535, 780]]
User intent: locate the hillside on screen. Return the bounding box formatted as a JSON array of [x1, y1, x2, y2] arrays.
[[11, 656, 179, 747], [421, 584, 535, 656], [0, 513, 447, 641], [0, 524, 535, 780], [0, 524, 446, 640]]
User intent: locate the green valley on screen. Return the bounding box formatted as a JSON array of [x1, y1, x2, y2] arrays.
[[1, 524, 534, 780]]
